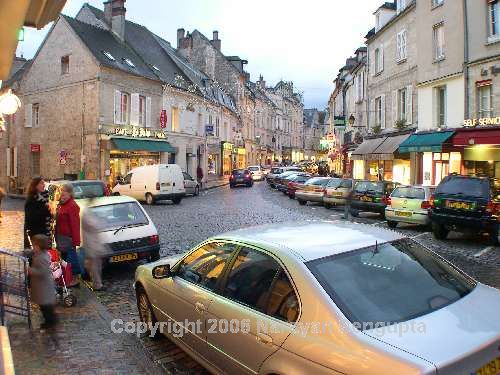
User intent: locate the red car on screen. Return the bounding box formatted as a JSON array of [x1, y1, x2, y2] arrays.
[[287, 174, 312, 199]]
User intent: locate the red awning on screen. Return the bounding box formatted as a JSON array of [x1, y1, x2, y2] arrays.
[[452, 128, 500, 146]]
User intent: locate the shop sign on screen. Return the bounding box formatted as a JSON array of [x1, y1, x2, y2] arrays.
[[30, 144, 40, 153], [114, 126, 166, 139], [205, 124, 214, 135], [463, 117, 500, 127], [222, 142, 233, 151], [160, 110, 167, 129]]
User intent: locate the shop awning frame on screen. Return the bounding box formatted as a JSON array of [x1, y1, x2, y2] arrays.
[[350, 137, 387, 160], [452, 127, 500, 146], [111, 137, 176, 153], [399, 131, 455, 153]]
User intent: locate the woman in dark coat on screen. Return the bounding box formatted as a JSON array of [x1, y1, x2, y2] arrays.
[[24, 177, 52, 248]]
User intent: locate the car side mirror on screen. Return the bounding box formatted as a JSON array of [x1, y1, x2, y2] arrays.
[[152, 264, 171, 279]]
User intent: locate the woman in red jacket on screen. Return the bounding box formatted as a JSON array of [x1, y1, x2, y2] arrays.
[[56, 184, 81, 287]]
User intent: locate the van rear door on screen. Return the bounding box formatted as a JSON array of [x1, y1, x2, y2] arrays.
[[170, 165, 186, 194], [158, 165, 174, 194]]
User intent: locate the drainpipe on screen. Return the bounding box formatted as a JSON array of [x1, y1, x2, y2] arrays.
[[463, 0, 470, 118]]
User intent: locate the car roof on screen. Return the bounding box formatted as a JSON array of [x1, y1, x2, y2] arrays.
[[48, 180, 104, 185], [217, 221, 404, 262]]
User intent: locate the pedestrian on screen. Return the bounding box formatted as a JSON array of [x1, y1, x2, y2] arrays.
[[28, 234, 57, 330], [55, 183, 81, 287], [81, 201, 108, 291], [197, 165, 204, 189], [0, 186, 5, 223], [24, 177, 52, 248]]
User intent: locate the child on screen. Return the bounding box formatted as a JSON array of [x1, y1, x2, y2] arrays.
[[29, 234, 57, 330]]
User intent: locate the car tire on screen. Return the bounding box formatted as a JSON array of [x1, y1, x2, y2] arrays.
[[112, 192, 120, 196], [387, 220, 398, 228], [288, 194, 294, 199], [194, 186, 200, 196], [432, 222, 449, 240], [324, 203, 332, 209], [350, 209, 359, 217], [298, 200, 307, 206], [149, 250, 160, 262], [145, 193, 154, 205], [172, 197, 182, 205], [490, 224, 499, 245], [230, 184, 235, 189], [136, 287, 160, 339]]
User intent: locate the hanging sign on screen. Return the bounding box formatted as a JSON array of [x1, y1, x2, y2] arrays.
[[160, 110, 167, 129]]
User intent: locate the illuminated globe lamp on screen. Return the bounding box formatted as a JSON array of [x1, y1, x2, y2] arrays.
[[0, 89, 22, 115]]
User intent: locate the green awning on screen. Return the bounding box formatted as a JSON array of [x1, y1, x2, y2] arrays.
[[111, 137, 176, 153], [398, 131, 454, 153]]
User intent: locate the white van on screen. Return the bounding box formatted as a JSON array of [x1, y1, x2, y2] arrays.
[[112, 164, 186, 205]]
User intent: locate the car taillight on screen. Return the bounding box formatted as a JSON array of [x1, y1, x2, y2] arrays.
[[382, 196, 391, 205], [429, 194, 435, 208], [229, 175, 234, 180], [156, 182, 160, 191], [421, 200, 431, 209], [104, 185, 111, 196], [486, 201, 500, 215], [245, 173, 251, 178], [149, 235, 159, 245]]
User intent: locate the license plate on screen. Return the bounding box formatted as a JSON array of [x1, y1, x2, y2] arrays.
[[395, 211, 412, 217], [473, 357, 500, 375], [329, 192, 343, 197], [236, 178, 243, 182], [446, 200, 474, 210], [360, 196, 372, 202], [110, 253, 138, 263]]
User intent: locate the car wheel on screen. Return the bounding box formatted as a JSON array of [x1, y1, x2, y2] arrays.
[[194, 186, 200, 196], [145, 193, 154, 205], [490, 224, 499, 245], [230, 184, 235, 189], [136, 288, 160, 339], [298, 200, 307, 206], [387, 220, 398, 228], [349, 209, 359, 217], [324, 203, 332, 209], [149, 250, 160, 262], [172, 197, 182, 205], [288, 194, 294, 199], [112, 192, 120, 196], [432, 222, 449, 240]]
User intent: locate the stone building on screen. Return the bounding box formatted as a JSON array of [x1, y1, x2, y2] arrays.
[[1, 0, 239, 192]]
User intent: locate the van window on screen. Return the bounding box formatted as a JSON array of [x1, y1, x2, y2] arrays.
[[123, 174, 132, 185]]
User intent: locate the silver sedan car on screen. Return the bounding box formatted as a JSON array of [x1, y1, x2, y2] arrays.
[[134, 222, 500, 375]]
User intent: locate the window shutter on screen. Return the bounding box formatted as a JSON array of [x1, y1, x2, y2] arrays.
[[146, 97, 152, 127], [406, 85, 413, 125], [6, 148, 11, 177], [371, 50, 376, 76], [369, 99, 375, 128], [130, 93, 139, 126], [25, 104, 32, 128], [380, 45, 384, 72], [381, 94, 386, 129], [396, 34, 401, 61], [114, 90, 121, 124], [403, 31, 407, 59], [392, 90, 398, 125], [13, 146, 18, 177]]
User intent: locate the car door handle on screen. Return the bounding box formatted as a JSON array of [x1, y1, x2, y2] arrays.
[[194, 302, 206, 314], [256, 332, 273, 346]]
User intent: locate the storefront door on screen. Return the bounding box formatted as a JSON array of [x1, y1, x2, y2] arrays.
[[434, 161, 449, 186]]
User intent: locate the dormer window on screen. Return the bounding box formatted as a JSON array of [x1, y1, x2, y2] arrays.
[[123, 58, 135, 68], [102, 51, 115, 61]]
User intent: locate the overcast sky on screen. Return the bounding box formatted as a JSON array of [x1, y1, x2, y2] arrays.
[[17, 0, 381, 109]]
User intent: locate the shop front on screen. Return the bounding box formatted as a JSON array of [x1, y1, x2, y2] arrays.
[[221, 142, 233, 176], [351, 131, 412, 185], [452, 126, 500, 179], [399, 130, 460, 186], [236, 147, 246, 169]]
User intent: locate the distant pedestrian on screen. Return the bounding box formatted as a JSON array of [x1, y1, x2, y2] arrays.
[[0, 186, 5, 223], [55, 184, 81, 287], [197, 166, 204, 188], [24, 177, 52, 248], [28, 234, 57, 330], [81, 202, 108, 291]]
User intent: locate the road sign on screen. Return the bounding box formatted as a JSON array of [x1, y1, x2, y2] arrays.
[[205, 124, 214, 135]]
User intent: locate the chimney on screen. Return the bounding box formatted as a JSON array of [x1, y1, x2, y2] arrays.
[[104, 0, 126, 41], [177, 28, 185, 49], [211, 30, 221, 51], [178, 32, 193, 60], [258, 74, 266, 89]]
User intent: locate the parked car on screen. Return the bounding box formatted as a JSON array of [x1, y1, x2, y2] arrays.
[[295, 177, 331, 205], [287, 174, 313, 199], [229, 169, 253, 188], [323, 178, 354, 209], [266, 166, 303, 187], [350, 180, 398, 218], [385, 185, 435, 228], [183, 172, 200, 196], [274, 171, 309, 193], [135, 221, 500, 375], [80, 195, 160, 263], [247, 165, 264, 181], [430, 175, 500, 244], [112, 164, 186, 205], [47, 179, 109, 214]]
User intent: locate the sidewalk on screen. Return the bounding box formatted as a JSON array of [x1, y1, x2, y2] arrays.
[[204, 176, 229, 190]]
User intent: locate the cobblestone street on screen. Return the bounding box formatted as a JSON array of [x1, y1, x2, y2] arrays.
[[1, 182, 499, 374]]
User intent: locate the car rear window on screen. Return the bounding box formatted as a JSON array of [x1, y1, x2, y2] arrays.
[[327, 178, 342, 188], [233, 169, 246, 175], [271, 168, 282, 174], [355, 181, 384, 193], [307, 239, 474, 328], [307, 178, 330, 186], [391, 187, 425, 200], [72, 182, 105, 199], [436, 177, 489, 198], [292, 176, 310, 183], [248, 166, 259, 171]]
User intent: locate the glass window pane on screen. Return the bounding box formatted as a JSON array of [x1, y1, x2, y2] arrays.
[[176, 242, 237, 291], [266, 270, 300, 323], [223, 247, 280, 312]]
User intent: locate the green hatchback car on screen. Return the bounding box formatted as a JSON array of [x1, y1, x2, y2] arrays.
[[385, 185, 435, 228]]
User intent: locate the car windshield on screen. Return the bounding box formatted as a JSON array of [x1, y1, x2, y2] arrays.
[[436, 177, 489, 198], [292, 175, 310, 183], [307, 178, 330, 186], [307, 239, 475, 328], [72, 182, 105, 199], [392, 187, 425, 200], [89, 202, 149, 231], [327, 178, 342, 188], [248, 166, 259, 171], [355, 181, 384, 193]]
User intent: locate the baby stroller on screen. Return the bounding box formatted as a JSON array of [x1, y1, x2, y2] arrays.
[[26, 232, 77, 308]]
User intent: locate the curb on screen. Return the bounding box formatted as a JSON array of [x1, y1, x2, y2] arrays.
[[203, 182, 229, 191]]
